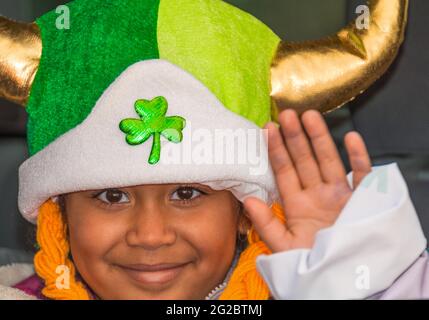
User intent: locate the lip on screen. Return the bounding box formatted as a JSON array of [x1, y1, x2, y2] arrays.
[[118, 262, 190, 286]]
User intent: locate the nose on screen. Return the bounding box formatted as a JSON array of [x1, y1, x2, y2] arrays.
[[125, 204, 177, 250]]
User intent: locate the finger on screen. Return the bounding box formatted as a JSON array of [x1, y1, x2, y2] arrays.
[[244, 197, 292, 253], [265, 122, 302, 197], [279, 109, 322, 188], [344, 131, 372, 189], [301, 110, 348, 184]]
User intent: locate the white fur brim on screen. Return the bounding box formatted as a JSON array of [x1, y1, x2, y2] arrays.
[[18, 59, 279, 223]]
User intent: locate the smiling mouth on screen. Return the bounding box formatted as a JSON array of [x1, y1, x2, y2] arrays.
[[117, 262, 190, 287]]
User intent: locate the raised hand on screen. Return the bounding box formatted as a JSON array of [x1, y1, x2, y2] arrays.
[[244, 109, 372, 252]]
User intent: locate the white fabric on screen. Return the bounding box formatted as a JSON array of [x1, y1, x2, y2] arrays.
[[256, 163, 427, 299], [18, 59, 278, 223], [0, 264, 36, 300]]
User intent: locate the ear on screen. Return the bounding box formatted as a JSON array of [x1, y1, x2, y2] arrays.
[[237, 204, 252, 235]]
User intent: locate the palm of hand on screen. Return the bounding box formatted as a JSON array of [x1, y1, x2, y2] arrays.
[[244, 110, 372, 253], [281, 182, 352, 249]]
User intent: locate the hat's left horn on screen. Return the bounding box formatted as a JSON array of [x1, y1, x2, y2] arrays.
[[271, 0, 409, 115], [0, 16, 41, 107]]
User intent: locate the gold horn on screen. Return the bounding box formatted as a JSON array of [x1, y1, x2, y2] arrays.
[[0, 16, 41, 107], [271, 0, 409, 115]]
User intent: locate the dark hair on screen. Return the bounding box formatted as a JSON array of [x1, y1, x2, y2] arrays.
[[57, 194, 67, 215]]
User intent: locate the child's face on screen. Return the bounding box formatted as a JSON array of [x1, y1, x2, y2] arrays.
[[61, 183, 246, 299]]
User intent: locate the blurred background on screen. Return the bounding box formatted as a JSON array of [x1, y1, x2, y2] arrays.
[[1, 0, 428, 264]]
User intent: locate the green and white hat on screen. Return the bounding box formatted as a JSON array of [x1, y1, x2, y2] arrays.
[[17, 0, 281, 223], [0, 0, 407, 223]]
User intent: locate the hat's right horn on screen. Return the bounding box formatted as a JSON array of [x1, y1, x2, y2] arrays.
[[271, 0, 409, 115], [0, 16, 41, 107]]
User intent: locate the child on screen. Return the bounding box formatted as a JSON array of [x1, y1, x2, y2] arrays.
[[0, 0, 426, 300]]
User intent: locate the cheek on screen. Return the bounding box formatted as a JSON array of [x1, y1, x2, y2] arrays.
[[67, 209, 125, 268], [179, 204, 239, 266]]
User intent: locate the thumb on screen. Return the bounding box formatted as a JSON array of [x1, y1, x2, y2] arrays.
[[243, 197, 292, 253]]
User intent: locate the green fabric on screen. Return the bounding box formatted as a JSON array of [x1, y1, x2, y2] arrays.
[[157, 0, 280, 128], [26, 0, 161, 155], [26, 0, 281, 155]]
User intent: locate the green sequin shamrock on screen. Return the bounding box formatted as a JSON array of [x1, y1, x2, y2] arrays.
[[119, 96, 186, 164]]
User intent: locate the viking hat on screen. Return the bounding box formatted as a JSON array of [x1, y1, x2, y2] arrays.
[[0, 0, 408, 223]]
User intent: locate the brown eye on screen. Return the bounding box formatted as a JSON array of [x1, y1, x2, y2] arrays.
[[97, 189, 129, 204], [171, 187, 203, 201]]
